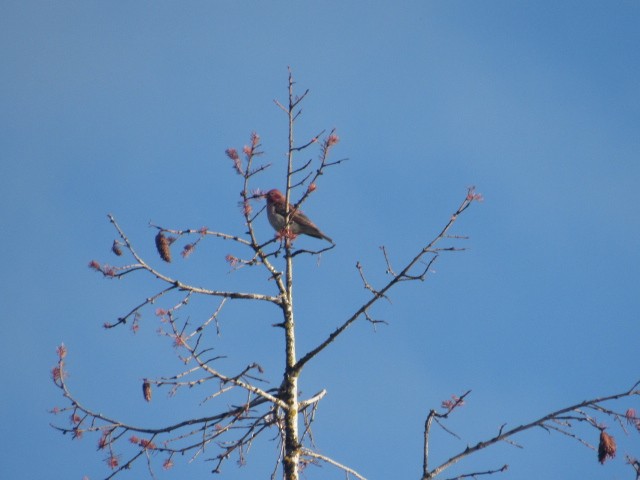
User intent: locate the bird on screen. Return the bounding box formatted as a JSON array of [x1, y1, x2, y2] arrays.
[[264, 189, 334, 244]]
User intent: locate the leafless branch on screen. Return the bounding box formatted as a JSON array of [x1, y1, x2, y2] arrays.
[[103, 284, 178, 328], [627, 456, 640, 480], [422, 381, 640, 479], [440, 464, 509, 480], [290, 243, 336, 257], [105, 214, 282, 305], [292, 130, 325, 152], [299, 389, 327, 409], [295, 188, 480, 374], [148, 223, 252, 247], [301, 448, 368, 480]]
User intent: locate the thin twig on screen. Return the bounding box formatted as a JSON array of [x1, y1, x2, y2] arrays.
[[301, 448, 368, 480]]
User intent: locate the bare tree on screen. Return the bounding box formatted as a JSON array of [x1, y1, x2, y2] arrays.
[[51, 71, 640, 480]]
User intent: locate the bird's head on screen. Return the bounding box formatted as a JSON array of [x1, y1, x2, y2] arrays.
[[265, 189, 285, 204]]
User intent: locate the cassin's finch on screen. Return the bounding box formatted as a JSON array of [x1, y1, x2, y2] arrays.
[[265, 189, 334, 244]]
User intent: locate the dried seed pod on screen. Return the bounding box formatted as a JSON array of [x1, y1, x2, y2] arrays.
[[155, 232, 171, 262], [181, 243, 194, 258], [111, 240, 123, 256], [598, 430, 616, 464], [142, 380, 152, 402]]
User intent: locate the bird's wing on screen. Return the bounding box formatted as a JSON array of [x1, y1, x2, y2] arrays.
[[274, 202, 316, 228], [291, 209, 319, 229]]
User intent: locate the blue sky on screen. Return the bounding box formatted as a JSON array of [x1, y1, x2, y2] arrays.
[[1, 1, 639, 479]]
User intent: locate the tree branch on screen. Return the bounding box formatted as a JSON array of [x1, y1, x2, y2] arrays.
[[301, 448, 368, 480], [107, 214, 282, 304], [295, 188, 480, 374], [423, 381, 640, 479]]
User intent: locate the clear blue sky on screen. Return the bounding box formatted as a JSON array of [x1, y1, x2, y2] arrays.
[[1, 1, 639, 479]]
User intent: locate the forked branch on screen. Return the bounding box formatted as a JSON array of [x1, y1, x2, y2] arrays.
[[295, 187, 482, 374], [422, 381, 640, 479]]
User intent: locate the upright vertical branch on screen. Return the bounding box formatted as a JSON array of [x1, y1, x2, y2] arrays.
[[282, 67, 301, 480]]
